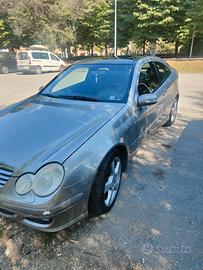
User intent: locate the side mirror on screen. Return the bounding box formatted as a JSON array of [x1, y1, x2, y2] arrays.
[[39, 86, 44, 92], [137, 93, 158, 107]]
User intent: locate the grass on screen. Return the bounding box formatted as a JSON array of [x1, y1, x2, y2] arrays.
[[167, 60, 203, 73]]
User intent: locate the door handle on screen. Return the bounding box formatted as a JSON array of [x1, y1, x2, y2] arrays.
[[162, 90, 167, 96]]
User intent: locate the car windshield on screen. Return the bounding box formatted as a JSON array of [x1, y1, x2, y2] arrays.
[[41, 64, 134, 103]]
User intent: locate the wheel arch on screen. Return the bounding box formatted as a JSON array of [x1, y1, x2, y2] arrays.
[[98, 143, 129, 173]]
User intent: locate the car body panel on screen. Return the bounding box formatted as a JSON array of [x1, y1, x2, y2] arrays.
[[0, 94, 124, 175], [0, 56, 179, 231], [0, 52, 17, 73]]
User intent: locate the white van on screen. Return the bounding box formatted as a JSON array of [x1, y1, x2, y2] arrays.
[[16, 50, 66, 74]]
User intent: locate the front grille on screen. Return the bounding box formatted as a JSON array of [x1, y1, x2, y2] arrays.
[[0, 167, 13, 189]]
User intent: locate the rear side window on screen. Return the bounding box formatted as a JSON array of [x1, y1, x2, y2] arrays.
[[31, 52, 49, 60], [18, 52, 28, 60], [154, 62, 171, 83]]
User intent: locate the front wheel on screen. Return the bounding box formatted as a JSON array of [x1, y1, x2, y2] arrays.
[[88, 150, 123, 216], [1, 66, 9, 74], [163, 97, 178, 127], [59, 65, 65, 73]]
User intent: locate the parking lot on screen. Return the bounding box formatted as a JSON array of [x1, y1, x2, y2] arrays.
[[0, 72, 203, 270]]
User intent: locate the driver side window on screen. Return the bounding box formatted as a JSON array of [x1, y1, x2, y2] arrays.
[[138, 62, 159, 95]]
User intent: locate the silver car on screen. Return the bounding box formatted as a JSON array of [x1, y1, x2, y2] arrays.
[[0, 57, 179, 232]]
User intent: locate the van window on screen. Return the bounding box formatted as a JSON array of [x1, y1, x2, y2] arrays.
[[50, 53, 59, 61], [31, 52, 49, 60], [18, 52, 28, 60]]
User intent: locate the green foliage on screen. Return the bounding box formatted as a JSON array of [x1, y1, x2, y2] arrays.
[[132, 0, 190, 42], [77, 0, 112, 52], [8, 0, 59, 48], [0, 0, 19, 49], [116, 0, 135, 47], [187, 0, 203, 33], [0, 19, 10, 48], [0, 0, 202, 54]]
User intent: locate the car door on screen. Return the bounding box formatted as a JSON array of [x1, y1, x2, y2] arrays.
[[153, 61, 173, 122], [31, 52, 50, 72], [7, 53, 17, 71], [50, 53, 60, 71], [129, 61, 161, 151], [43, 52, 53, 72]]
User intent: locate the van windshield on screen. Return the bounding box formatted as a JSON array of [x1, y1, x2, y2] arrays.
[[18, 52, 28, 60]]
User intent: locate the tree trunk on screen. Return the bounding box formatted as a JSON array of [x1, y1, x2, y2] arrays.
[[66, 44, 71, 58], [105, 44, 108, 56], [175, 40, 179, 56], [91, 44, 94, 56], [151, 41, 157, 56], [142, 41, 146, 55]]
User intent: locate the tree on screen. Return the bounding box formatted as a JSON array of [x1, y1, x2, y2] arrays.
[[132, 0, 189, 54], [186, 0, 203, 57], [0, 0, 19, 49], [187, 0, 203, 33], [55, 0, 85, 57], [115, 0, 135, 49], [5, 0, 85, 53], [7, 0, 59, 48], [78, 0, 112, 56]]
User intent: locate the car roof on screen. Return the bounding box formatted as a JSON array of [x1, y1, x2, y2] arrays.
[[75, 56, 142, 65], [18, 50, 50, 53]]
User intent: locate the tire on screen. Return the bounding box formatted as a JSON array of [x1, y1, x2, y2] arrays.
[[88, 150, 123, 216], [59, 65, 65, 73], [35, 66, 42, 75], [163, 97, 178, 127], [1, 66, 9, 74]]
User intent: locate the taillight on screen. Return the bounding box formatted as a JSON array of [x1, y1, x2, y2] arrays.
[[28, 57, 31, 65]]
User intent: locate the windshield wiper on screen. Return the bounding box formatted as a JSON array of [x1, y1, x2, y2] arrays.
[[57, 95, 100, 102], [40, 93, 100, 102]]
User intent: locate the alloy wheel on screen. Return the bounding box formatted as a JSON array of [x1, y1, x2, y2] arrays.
[[104, 157, 122, 207]]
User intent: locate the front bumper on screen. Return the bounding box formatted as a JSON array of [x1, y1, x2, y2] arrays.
[[0, 193, 88, 232]]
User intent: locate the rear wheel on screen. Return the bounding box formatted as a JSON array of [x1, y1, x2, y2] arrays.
[[59, 65, 65, 73], [35, 66, 42, 75], [163, 97, 178, 127], [88, 150, 123, 216], [1, 66, 9, 74]]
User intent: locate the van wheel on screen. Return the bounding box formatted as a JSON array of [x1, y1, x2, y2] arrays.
[[1, 66, 9, 74], [59, 65, 65, 73], [88, 150, 123, 216], [35, 66, 42, 75]]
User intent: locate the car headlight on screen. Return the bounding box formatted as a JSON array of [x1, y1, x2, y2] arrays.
[[15, 163, 64, 197], [15, 173, 34, 195]]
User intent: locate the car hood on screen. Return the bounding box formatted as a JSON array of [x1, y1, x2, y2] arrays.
[[0, 95, 124, 175]]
